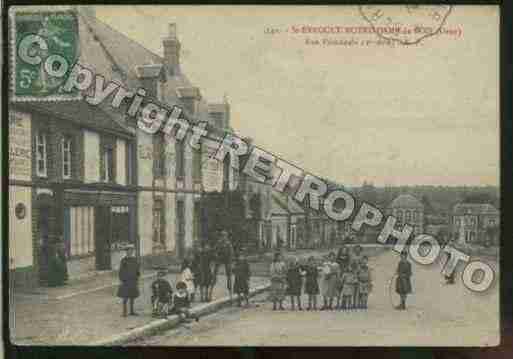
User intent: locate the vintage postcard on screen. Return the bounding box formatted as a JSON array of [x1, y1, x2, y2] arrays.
[[6, 5, 499, 347]]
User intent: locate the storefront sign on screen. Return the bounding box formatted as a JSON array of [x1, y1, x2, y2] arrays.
[[202, 149, 222, 192], [9, 111, 31, 181]]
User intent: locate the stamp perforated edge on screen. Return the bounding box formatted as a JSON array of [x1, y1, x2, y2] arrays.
[[9, 6, 83, 103]]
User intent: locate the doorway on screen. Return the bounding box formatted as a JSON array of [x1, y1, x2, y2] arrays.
[[38, 205, 52, 285], [95, 206, 112, 270]]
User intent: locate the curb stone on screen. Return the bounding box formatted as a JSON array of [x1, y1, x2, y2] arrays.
[[91, 284, 270, 346]]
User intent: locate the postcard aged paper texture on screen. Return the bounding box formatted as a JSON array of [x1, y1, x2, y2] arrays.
[[7, 5, 499, 347]]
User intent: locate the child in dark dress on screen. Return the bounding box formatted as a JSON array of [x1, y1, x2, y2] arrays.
[[170, 281, 199, 322], [286, 257, 303, 310], [304, 256, 320, 311], [233, 255, 251, 307], [198, 243, 215, 302], [151, 270, 173, 317]]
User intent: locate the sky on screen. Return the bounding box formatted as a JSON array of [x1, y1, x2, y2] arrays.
[[95, 5, 499, 187]]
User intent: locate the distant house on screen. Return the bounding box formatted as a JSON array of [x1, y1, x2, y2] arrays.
[[452, 203, 499, 245], [388, 194, 425, 236], [268, 193, 306, 250]]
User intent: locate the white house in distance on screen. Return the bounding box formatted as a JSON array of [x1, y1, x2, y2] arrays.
[[452, 203, 499, 245]]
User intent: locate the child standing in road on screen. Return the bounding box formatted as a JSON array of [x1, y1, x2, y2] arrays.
[[357, 255, 372, 310], [321, 252, 339, 311], [303, 256, 320, 311], [350, 245, 364, 308], [181, 258, 195, 302], [233, 254, 251, 307], [286, 257, 303, 310], [339, 262, 358, 311], [269, 252, 286, 311]]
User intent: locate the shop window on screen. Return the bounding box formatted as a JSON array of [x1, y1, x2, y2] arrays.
[[396, 210, 403, 222], [405, 210, 411, 222], [62, 136, 72, 179], [36, 131, 48, 177], [64, 206, 95, 257], [153, 200, 166, 250]]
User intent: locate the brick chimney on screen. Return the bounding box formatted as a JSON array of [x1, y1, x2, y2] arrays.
[[163, 23, 180, 76]]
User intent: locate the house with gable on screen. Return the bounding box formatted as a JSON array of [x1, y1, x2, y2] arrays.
[[8, 6, 235, 288]]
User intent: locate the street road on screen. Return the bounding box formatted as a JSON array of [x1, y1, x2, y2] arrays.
[[132, 250, 499, 346]]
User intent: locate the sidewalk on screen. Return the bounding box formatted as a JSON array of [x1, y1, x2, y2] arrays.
[[10, 271, 267, 345]]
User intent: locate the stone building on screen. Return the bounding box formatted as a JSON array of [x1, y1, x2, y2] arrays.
[[79, 10, 237, 266], [388, 194, 425, 236], [452, 203, 499, 245], [8, 7, 233, 288], [9, 99, 137, 288]]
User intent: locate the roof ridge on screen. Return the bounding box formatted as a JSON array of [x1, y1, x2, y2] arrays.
[[79, 12, 128, 78], [88, 12, 164, 62]]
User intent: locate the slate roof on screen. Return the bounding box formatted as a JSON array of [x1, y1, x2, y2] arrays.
[[12, 8, 234, 139], [453, 203, 499, 216], [18, 101, 134, 137], [79, 11, 213, 125]]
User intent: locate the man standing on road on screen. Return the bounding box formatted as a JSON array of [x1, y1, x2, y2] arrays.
[[214, 230, 234, 295]]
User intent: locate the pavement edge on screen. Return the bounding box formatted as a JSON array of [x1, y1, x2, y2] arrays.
[[90, 283, 270, 346]]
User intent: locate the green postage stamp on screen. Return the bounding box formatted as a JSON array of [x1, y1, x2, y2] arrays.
[[10, 7, 80, 101]]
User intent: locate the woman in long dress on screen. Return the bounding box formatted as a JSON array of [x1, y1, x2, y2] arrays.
[[269, 252, 286, 310], [395, 250, 412, 310], [117, 246, 140, 317]]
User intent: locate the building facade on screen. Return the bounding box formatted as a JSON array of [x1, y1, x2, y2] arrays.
[[388, 194, 425, 236], [9, 7, 235, 288], [452, 203, 499, 245], [9, 101, 137, 288]]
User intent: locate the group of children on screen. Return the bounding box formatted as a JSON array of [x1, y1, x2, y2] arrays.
[[150, 270, 199, 322], [150, 252, 252, 319], [269, 245, 373, 311]]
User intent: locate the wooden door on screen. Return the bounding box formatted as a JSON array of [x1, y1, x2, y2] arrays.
[[95, 206, 112, 270]]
